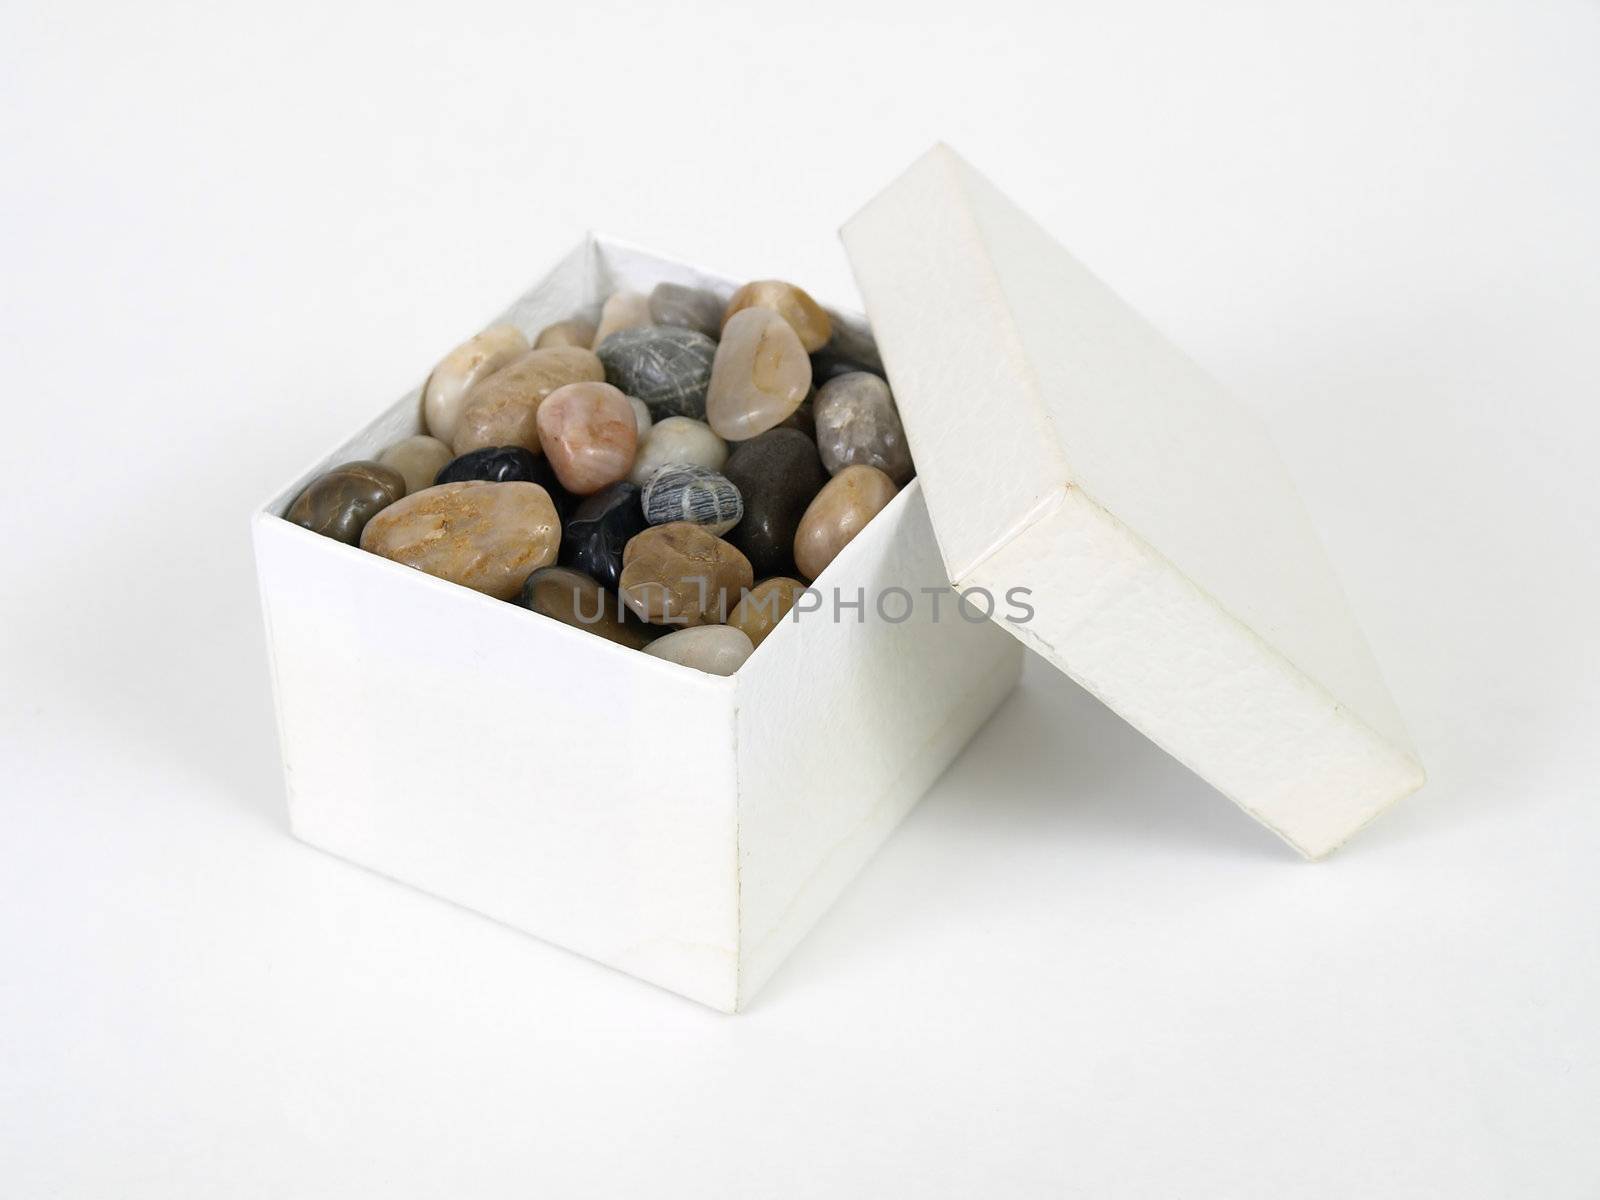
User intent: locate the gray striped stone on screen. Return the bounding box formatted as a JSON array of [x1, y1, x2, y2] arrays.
[[641, 463, 744, 535]]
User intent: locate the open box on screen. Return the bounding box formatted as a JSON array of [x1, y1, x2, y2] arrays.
[[252, 235, 1024, 1013], [254, 146, 1425, 1012]]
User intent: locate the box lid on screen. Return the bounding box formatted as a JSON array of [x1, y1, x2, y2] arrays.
[[839, 145, 1424, 859]]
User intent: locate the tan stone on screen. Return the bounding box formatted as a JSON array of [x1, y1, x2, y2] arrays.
[[592, 291, 651, 347], [423, 325, 529, 443], [793, 465, 898, 581], [520, 566, 656, 649], [728, 577, 805, 648], [534, 317, 597, 350], [619, 522, 753, 627], [452, 346, 604, 457], [377, 435, 454, 495], [705, 308, 812, 441], [360, 480, 560, 600], [536, 381, 639, 495], [722, 280, 832, 352]]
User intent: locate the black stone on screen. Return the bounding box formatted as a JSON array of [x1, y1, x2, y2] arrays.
[[595, 325, 717, 419], [434, 446, 574, 518], [722, 428, 828, 579], [810, 347, 885, 385], [558, 481, 649, 590]]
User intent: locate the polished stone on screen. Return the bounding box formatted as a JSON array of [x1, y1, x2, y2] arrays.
[[628, 416, 727, 485], [286, 460, 406, 545], [591, 291, 652, 347], [648, 282, 723, 338], [642, 625, 753, 676], [619, 522, 752, 626], [378, 435, 454, 495], [423, 325, 529, 443], [452, 345, 605, 456], [722, 280, 832, 352], [361, 480, 560, 600], [814, 371, 914, 485], [559, 481, 648, 590], [536, 381, 639, 495], [728, 577, 805, 649], [534, 316, 596, 350], [519, 566, 656, 649], [641, 464, 743, 535], [595, 325, 716, 420], [722, 428, 828, 577], [705, 308, 812, 441], [793, 464, 898, 581]]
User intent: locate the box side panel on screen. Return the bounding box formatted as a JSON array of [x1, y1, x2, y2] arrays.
[[733, 483, 1024, 1009], [253, 514, 741, 1010], [964, 489, 1425, 859]]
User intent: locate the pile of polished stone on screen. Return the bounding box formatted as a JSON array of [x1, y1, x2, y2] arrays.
[[285, 279, 913, 675]]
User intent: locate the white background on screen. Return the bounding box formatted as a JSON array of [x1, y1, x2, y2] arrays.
[[3, 1, 1598, 1196]]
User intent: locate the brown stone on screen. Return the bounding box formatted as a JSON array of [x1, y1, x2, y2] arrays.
[[423, 325, 530, 443], [618, 522, 752, 626], [722, 280, 832, 352], [534, 317, 596, 350], [360, 480, 560, 600], [728, 577, 805, 648], [451, 346, 605, 457], [793, 465, 898, 581], [287, 460, 406, 545], [519, 566, 657, 649]]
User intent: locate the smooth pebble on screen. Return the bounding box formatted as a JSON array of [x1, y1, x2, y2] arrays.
[[534, 317, 596, 350], [643, 625, 754, 676], [559, 481, 648, 589], [596, 325, 716, 420], [286, 461, 406, 545], [452, 345, 604, 456], [536, 381, 639, 495], [423, 325, 529, 443], [705, 308, 812, 441], [520, 566, 656, 649], [814, 371, 914, 485], [722, 280, 832, 352], [361, 481, 560, 600], [433, 446, 575, 518], [641, 464, 743, 535], [728, 577, 805, 649], [629, 416, 727, 486], [792, 465, 898, 581], [619, 523, 752, 626], [628, 396, 653, 439], [378, 435, 454, 496], [722, 428, 828, 578], [648, 282, 723, 338], [591, 291, 651, 347]]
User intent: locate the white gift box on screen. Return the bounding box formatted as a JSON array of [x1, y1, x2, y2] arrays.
[[252, 236, 1024, 1012], [254, 146, 1424, 1010]]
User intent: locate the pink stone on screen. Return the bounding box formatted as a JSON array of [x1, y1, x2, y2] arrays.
[[535, 381, 640, 495]]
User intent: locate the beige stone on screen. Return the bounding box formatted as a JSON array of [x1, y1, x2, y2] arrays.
[[536, 380, 639, 495], [728, 577, 805, 648], [360, 480, 560, 601], [534, 317, 596, 350], [452, 346, 604, 456], [423, 325, 529, 443], [793, 465, 898, 581], [592, 291, 651, 347], [378, 435, 454, 495], [722, 280, 832, 352], [705, 308, 812, 441], [619, 522, 753, 627]]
